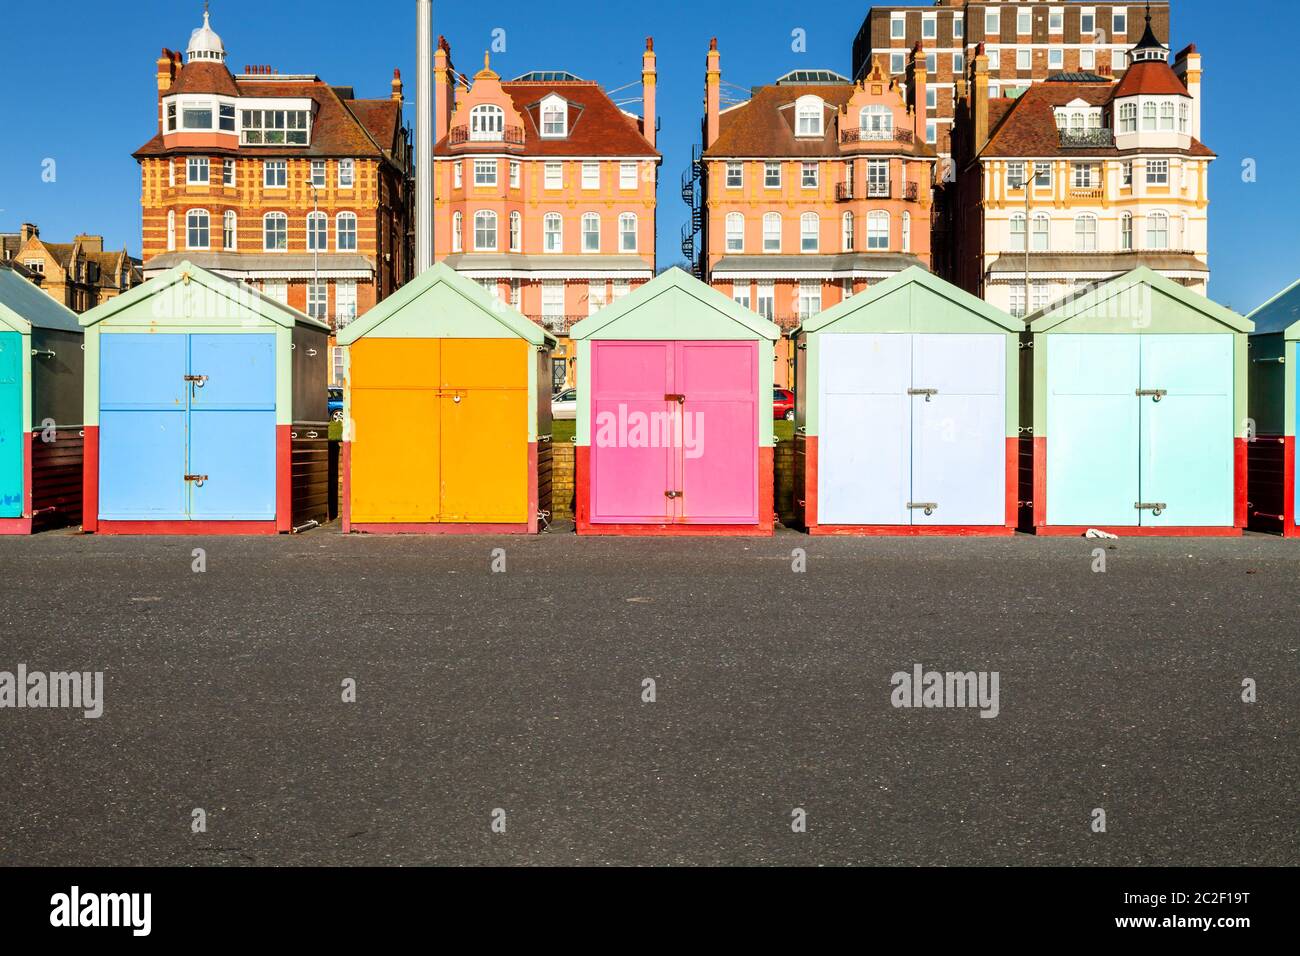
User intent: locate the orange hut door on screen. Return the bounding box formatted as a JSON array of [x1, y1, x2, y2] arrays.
[[438, 339, 529, 524], [348, 338, 442, 523]]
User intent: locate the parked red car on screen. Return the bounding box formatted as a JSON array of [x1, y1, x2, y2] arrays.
[[773, 387, 795, 421]]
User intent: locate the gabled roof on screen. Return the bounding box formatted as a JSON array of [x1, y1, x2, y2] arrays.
[[336, 262, 555, 347], [1028, 267, 1252, 333], [1247, 278, 1300, 339], [0, 266, 82, 334], [793, 266, 1021, 336], [570, 267, 780, 341], [79, 260, 325, 331]]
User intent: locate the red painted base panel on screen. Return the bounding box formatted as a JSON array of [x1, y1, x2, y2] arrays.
[[94, 521, 279, 535], [0, 517, 33, 534]]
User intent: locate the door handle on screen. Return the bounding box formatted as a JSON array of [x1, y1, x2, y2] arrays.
[[185, 374, 208, 388], [664, 393, 686, 404], [665, 490, 683, 499], [1136, 388, 1167, 402], [1135, 501, 1167, 516], [907, 387, 938, 401], [184, 474, 209, 488], [908, 501, 938, 516]]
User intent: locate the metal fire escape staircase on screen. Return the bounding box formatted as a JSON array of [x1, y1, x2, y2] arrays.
[[680, 144, 703, 277]]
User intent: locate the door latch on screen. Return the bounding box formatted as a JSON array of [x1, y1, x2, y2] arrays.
[[184, 474, 209, 488], [184, 374, 208, 388], [665, 490, 683, 499], [908, 501, 938, 516], [1135, 501, 1167, 516], [664, 393, 686, 404], [907, 387, 939, 402], [1136, 388, 1167, 402]]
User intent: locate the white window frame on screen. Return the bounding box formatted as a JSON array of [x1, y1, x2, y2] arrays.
[[544, 162, 562, 190], [985, 8, 1000, 36], [264, 160, 287, 189], [841, 211, 854, 253], [307, 211, 328, 252], [762, 213, 781, 253], [335, 280, 358, 328], [306, 282, 328, 323], [582, 212, 601, 253], [474, 159, 497, 187], [801, 162, 819, 189], [620, 161, 637, 189], [922, 14, 937, 39], [451, 211, 462, 252], [867, 211, 889, 250], [1146, 211, 1169, 249], [725, 213, 744, 253], [186, 209, 210, 250], [338, 159, 354, 189], [540, 94, 568, 138], [187, 156, 210, 185], [223, 210, 237, 250], [510, 161, 521, 189], [474, 210, 498, 251], [891, 12, 906, 39], [1146, 159, 1169, 186], [1113, 8, 1128, 35], [764, 162, 781, 188], [263, 212, 288, 252], [453, 162, 463, 189], [544, 212, 563, 253], [619, 213, 638, 253], [1074, 214, 1098, 252], [795, 96, 824, 137], [800, 212, 819, 253], [581, 161, 600, 190], [1017, 8, 1031, 34], [336, 212, 357, 251], [726, 162, 743, 188], [509, 211, 521, 252], [311, 159, 327, 188], [470, 104, 505, 141]]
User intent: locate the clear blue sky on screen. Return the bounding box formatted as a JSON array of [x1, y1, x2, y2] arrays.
[[0, 0, 1294, 311]]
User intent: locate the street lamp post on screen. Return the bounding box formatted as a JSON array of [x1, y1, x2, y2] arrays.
[[1014, 171, 1031, 319]]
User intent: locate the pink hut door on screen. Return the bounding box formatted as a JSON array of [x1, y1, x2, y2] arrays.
[[676, 341, 758, 523], [590, 342, 674, 523]]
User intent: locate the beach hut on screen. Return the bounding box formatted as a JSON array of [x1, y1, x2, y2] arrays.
[[0, 267, 84, 533], [337, 263, 556, 533], [790, 267, 1020, 534], [80, 261, 332, 534], [1025, 267, 1251, 535], [1245, 278, 1300, 536], [569, 267, 780, 535]]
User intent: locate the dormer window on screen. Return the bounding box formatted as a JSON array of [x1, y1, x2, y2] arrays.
[[859, 105, 893, 140], [470, 104, 505, 141], [242, 109, 310, 146], [540, 95, 568, 137], [795, 96, 824, 137], [183, 104, 214, 130]]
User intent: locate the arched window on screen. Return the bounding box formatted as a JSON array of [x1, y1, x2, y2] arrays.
[[509, 212, 521, 252], [223, 210, 237, 250], [167, 210, 176, 251], [474, 210, 497, 251], [619, 213, 638, 253], [867, 211, 889, 250], [799, 213, 819, 253], [307, 211, 328, 251], [582, 213, 600, 253], [1146, 211, 1169, 249], [902, 211, 911, 253], [540, 95, 567, 137], [1074, 214, 1098, 252], [859, 105, 893, 140], [1031, 214, 1050, 252], [470, 104, 504, 141], [1159, 102, 1175, 130], [1178, 102, 1189, 133], [263, 212, 287, 251], [1009, 213, 1027, 252], [187, 209, 210, 250], [842, 212, 854, 252], [336, 212, 357, 251], [451, 211, 462, 252], [725, 213, 744, 253], [543, 213, 563, 252], [1141, 102, 1158, 131], [1172, 213, 1186, 250], [1120, 212, 1134, 251], [795, 95, 824, 137], [762, 213, 781, 253]]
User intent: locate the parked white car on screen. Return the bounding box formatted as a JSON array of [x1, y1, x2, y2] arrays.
[[551, 388, 577, 420]]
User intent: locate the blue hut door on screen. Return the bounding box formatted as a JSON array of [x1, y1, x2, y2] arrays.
[[188, 334, 277, 520], [1138, 334, 1233, 527], [910, 334, 1006, 526], [1046, 334, 1141, 527], [99, 333, 276, 521], [0, 332, 22, 517]]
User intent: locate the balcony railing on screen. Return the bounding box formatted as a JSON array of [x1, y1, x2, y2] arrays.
[[1068, 185, 1105, 200], [837, 181, 922, 202], [527, 314, 589, 334], [448, 125, 526, 147], [1059, 128, 1114, 148], [840, 127, 915, 145], [835, 182, 854, 201]]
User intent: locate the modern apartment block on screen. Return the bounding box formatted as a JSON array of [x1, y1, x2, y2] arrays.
[[431, 38, 661, 390], [948, 18, 1211, 315], [133, 10, 413, 382], [851, 1, 1170, 155], [691, 41, 937, 385]]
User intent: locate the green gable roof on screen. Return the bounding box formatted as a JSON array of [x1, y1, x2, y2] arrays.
[[78, 260, 326, 331], [336, 261, 555, 346], [569, 267, 780, 341], [792, 266, 1022, 336], [1028, 267, 1252, 334], [1247, 278, 1300, 339], [0, 266, 82, 334]]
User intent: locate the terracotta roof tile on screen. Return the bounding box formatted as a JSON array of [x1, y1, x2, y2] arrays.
[[1113, 59, 1192, 98], [347, 99, 403, 152], [170, 61, 241, 97]]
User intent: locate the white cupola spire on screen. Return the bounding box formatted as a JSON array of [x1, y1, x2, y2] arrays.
[[186, 3, 226, 64]]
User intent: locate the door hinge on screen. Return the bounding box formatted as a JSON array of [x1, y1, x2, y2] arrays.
[[908, 501, 938, 516], [1135, 501, 1167, 516], [664, 393, 686, 404], [1136, 388, 1167, 402], [665, 490, 683, 499], [184, 474, 209, 487], [907, 387, 938, 401]]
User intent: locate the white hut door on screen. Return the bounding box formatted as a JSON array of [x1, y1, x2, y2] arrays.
[[910, 334, 1007, 526]]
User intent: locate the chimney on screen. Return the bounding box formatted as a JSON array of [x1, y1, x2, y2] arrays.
[[705, 38, 721, 148], [908, 41, 928, 145], [20, 223, 38, 244], [391, 68, 404, 104], [1173, 44, 1202, 140], [642, 38, 657, 149], [75, 234, 104, 254], [433, 36, 454, 144], [972, 43, 990, 151], [156, 48, 179, 132]]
